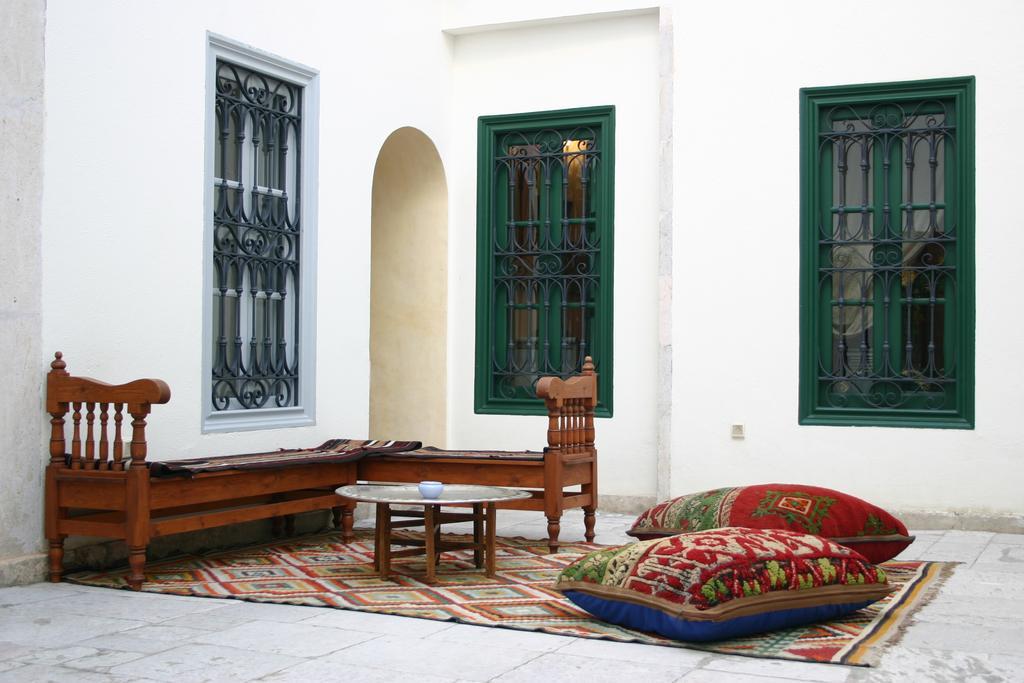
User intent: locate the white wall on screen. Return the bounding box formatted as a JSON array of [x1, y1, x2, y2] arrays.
[[32, 0, 1024, 560], [669, 0, 1024, 517], [445, 12, 662, 502], [41, 1, 452, 458]]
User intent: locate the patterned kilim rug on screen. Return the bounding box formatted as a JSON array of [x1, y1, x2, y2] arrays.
[[67, 530, 954, 666]]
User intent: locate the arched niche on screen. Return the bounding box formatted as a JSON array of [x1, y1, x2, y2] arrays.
[[369, 127, 448, 447]]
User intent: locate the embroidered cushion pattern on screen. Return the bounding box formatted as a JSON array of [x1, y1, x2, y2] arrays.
[[556, 527, 894, 642], [627, 484, 913, 564], [558, 527, 887, 612], [750, 490, 836, 534]]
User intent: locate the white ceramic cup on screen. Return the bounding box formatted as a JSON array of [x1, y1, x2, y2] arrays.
[[418, 481, 444, 499]]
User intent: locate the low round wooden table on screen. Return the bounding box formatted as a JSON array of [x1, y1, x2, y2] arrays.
[[336, 484, 531, 582]]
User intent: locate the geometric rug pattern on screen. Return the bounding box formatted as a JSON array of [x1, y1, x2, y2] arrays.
[[67, 530, 955, 667]]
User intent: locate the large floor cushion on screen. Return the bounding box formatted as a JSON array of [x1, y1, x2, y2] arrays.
[[627, 484, 913, 563], [556, 527, 893, 642]]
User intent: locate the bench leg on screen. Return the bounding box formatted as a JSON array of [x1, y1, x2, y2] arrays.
[[127, 546, 147, 591], [583, 458, 598, 543], [546, 516, 561, 554], [340, 503, 355, 544], [48, 537, 65, 583], [583, 507, 596, 543]]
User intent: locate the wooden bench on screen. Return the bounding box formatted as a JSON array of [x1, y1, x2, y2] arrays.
[[44, 352, 598, 589]]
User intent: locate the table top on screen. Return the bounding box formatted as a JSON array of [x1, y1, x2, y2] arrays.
[[336, 483, 532, 505]]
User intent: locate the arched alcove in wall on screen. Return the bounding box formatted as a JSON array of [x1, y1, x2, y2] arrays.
[[369, 127, 448, 447]]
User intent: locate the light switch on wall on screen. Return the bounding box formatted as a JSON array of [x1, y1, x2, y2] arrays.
[[731, 424, 745, 439]]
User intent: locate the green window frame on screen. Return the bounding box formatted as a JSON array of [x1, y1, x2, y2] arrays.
[[475, 106, 615, 416], [799, 77, 974, 428]]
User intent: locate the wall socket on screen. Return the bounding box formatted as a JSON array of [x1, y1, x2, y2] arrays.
[[730, 424, 745, 439]]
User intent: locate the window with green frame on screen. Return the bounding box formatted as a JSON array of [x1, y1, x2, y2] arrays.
[[799, 77, 974, 428], [475, 106, 614, 416]]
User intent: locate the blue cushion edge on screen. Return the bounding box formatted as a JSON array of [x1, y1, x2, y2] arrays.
[[563, 590, 877, 642]]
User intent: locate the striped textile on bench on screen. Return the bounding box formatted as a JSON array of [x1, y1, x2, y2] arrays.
[[147, 439, 422, 477]]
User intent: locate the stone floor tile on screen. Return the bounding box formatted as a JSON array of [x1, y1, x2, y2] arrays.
[[914, 594, 1024, 628], [301, 608, 456, 637], [72, 625, 205, 655], [940, 569, 1024, 600], [971, 561, 1024, 575], [896, 621, 1024, 656], [27, 589, 223, 623], [941, 530, 996, 544], [107, 643, 303, 683], [991, 533, 1024, 545], [699, 654, 852, 682], [192, 619, 376, 658], [63, 650, 147, 671], [329, 633, 538, 681], [851, 647, 1024, 682], [919, 543, 989, 563], [425, 622, 577, 652], [259, 660, 456, 682], [970, 543, 1024, 571], [493, 652, 691, 682], [0, 583, 86, 607], [0, 663, 143, 682], [11, 645, 98, 666], [194, 599, 328, 623], [0, 662, 25, 674], [153, 607, 256, 632], [678, 670, 807, 682], [0, 612, 143, 648], [0, 642, 35, 662], [557, 636, 709, 668]]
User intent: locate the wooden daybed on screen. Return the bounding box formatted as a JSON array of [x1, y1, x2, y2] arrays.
[[44, 353, 598, 588]]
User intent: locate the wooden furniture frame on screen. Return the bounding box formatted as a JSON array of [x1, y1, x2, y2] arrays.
[[357, 358, 599, 553], [44, 352, 357, 590], [44, 352, 599, 588]]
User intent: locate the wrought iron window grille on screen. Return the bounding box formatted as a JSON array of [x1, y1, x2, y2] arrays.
[[210, 59, 302, 412], [800, 78, 974, 428], [475, 107, 615, 416]]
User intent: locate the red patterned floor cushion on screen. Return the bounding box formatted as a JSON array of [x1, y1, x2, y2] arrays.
[[555, 527, 893, 642], [627, 484, 913, 563]]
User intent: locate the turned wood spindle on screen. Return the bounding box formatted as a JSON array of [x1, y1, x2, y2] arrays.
[[546, 402, 562, 454], [98, 403, 109, 470], [129, 407, 150, 469], [84, 402, 96, 469], [48, 352, 70, 467], [112, 404, 124, 471], [70, 403, 82, 469]]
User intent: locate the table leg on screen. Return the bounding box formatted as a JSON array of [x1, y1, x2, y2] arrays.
[[472, 503, 484, 569], [379, 503, 392, 579], [485, 503, 497, 578], [374, 503, 384, 573], [424, 505, 437, 583]]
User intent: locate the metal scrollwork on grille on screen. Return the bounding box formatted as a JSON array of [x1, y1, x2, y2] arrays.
[[489, 126, 603, 400], [816, 99, 958, 411], [211, 61, 301, 411]]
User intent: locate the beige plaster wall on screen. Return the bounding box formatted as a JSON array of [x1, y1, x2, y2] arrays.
[[369, 128, 448, 447], [0, 0, 47, 585]]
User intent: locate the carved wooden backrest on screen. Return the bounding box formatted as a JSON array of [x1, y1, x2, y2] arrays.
[[536, 357, 598, 459], [46, 352, 171, 470]]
